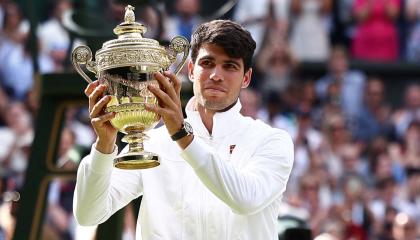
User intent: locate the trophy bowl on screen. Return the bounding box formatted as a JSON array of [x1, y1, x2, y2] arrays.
[[71, 5, 189, 169]]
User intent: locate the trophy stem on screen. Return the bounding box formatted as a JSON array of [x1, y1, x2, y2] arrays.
[[123, 131, 146, 152], [129, 141, 144, 153], [113, 131, 160, 169]]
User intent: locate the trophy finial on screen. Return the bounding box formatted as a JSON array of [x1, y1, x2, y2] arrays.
[[124, 5, 135, 23], [113, 4, 146, 38]]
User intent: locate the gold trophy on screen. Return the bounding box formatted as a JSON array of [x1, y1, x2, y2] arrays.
[[71, 5, 190, 169]]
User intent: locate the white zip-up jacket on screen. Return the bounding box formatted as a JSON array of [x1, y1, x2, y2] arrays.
[[73, 98, 294, 240]]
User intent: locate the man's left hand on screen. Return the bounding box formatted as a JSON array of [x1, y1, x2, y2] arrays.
[[145, 71, 185, 136]]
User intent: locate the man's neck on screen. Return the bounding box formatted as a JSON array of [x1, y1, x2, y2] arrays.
[[197, 104, 216, 135], [196, 100, 237, 135]]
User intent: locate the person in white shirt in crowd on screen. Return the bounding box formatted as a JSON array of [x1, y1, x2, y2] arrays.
[[0, 101, 33, 187], [289, 0, 332, 62], [0, 2, 53, 101], [36, 0, 72, 73], [73, 20, 294, 240], [233, 0, 290, 53]]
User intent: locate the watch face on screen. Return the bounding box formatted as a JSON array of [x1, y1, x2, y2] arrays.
[[184, 121, 193, 134]]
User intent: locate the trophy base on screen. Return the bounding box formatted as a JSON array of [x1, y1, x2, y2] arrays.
[[114, 151, 160, 170]]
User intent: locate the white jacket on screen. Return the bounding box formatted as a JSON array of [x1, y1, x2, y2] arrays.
[[73, 98, 294, 240]]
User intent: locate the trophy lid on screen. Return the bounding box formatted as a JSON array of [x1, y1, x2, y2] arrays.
[[95, 5, 172, 72]]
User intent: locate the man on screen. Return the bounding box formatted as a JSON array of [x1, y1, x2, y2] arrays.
[[316, 45, 365, 120], [73, 20, 294, 240]]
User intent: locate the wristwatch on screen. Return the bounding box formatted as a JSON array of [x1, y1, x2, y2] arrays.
[[171, 121, 193, 141]]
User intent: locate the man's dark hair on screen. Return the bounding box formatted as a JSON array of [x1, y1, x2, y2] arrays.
[[190, 20, 256, 72]]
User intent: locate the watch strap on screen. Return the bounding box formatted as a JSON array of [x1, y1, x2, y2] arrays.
[[171, 121, 193, 141]]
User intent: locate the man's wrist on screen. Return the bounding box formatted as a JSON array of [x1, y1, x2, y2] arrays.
[[171, 121, 193, 141], [176, 134, 194, 150], [95, 139, 116, 154]]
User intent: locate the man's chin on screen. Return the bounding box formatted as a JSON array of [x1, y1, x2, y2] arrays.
[[202, 100, 226, 111], [203, 100, 237, 112]]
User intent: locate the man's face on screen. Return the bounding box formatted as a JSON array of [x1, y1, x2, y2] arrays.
[[188, 43, 252, 112]]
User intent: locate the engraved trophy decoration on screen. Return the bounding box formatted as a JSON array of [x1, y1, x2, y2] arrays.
[[72, 5, 190, 169]]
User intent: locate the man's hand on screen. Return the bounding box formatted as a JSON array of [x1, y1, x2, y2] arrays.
[[85, 80, 118, 154], [145, 72, 193, 148]]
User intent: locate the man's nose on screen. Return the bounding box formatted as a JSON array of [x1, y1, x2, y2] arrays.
[[210, 65, 223, 82]]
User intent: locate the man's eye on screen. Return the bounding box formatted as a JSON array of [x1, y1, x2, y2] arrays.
[[225, 64, 238, 70], [200, 60, 212, 66]]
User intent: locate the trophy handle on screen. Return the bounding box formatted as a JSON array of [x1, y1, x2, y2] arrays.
[[71, 45, 98, 83], [167, 36, 190, 76]]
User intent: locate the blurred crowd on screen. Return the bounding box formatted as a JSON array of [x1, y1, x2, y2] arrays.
[[0, 0, 419, 239]]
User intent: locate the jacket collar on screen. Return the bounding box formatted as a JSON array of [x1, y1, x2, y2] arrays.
[[185, 97, 243, 138]]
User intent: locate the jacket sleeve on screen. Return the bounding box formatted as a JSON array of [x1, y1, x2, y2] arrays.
[[73, 144, 143, 226], [180, 130, 294, 215]]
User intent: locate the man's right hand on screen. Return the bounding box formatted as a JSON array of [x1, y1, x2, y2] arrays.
[[85, 80, 118, 154]]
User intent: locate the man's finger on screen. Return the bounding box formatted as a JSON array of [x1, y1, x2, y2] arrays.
[[90, 95, 112, 119], [89, 84, 107, 112], [148, 84, 178, 110], [163, 71, 181, 95], [84, 80, 100, 97], [91, 112, 117, 126], [154, 72, 178, 102], [144, 103, 170, 117]]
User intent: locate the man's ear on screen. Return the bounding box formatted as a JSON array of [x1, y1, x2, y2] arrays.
[[241, 68, 252, 88], [188, 60, 194, 82]]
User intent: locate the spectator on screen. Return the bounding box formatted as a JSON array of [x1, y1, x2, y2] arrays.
[[298, 174, 329, 236], [354, 77, 394, 144], [0, 102, 33, 187], [371, 149, 405, 184], [64, 107, 96, 150], [44, 128, 78, 240], [330, 0, 356, 47], [0, 3, 54, 101], [290, 105, 324, 190], [290, 0, 332, 61], [137, 5, 166, 41], [257, 91, 297, 137], [318, 114, 352, 185], [37, 0, 73, 72], [289, 0, 332, 61], [335, 174, 374, 240], [254, 33, 296, 96], [316, 45, 366, 121], [239, 88, 262, 119], [400, 121, 420, 168], [369, 177, 400, 226], [392, 83, 420, 140], [164, 0, 202, 42], [405, 0, 420, 61], [339, 144, 369, 182], [0, 86, 9, 127], [233, 0, 290, 53], [351, 0, 401, 61], [398, 167, 420, 223]]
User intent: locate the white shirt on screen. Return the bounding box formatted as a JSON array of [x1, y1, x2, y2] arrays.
[[37, 18, 70, 55], [233, 0, 290, 52], [73, 98, 294, 240]]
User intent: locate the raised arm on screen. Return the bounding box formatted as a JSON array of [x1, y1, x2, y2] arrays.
[[73, 81, 143, 225]]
